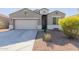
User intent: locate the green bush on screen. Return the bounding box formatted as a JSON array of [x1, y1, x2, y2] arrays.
[[58, 16, 79, 39]]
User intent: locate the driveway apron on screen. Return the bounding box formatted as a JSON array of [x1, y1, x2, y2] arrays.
[[0, 30, 37, 51]]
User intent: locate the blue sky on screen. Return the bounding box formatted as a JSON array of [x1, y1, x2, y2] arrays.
[[0, 8, 78, 16]]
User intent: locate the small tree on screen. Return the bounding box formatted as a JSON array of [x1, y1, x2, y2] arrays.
[[58, 16, 79, 39]]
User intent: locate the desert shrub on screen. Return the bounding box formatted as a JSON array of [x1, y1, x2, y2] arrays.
[[58, 16, 79, 39], [43, 33, 52, 42]]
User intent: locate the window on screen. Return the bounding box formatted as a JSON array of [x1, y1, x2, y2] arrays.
[[53, 17, 59, 25]]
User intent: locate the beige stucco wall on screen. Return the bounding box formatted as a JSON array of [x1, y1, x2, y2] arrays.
[[47, 11, 65, 25], [9, 8, 42, 25], [9, 9, 66, 29], [0, 16, 9, 29], [40, 8, 49, 15]]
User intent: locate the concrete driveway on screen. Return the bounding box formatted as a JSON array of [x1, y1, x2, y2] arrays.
[[0, 29, 37, 51]]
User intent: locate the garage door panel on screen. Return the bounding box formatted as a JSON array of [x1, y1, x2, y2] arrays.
[[15, 20, 38, 29]]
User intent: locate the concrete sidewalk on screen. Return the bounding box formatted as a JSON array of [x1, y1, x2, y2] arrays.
[[0, 40, 35, 51]]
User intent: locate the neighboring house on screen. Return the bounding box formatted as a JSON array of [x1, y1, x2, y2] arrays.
[[9, 8, 65, 30], [0, 14, 9, 29]]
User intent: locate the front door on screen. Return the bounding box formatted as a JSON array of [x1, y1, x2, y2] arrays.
[[42, 15, 47, 30]]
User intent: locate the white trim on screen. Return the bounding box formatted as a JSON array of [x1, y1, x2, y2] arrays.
[[47, 25, 62, 30], [52, 16, 61, 17], [9, 25, 13, 30], [11, 18, 40, 20], [37, 25, 42, 29]]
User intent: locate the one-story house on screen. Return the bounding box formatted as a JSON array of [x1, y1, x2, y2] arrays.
[[9, 8, 65, 30]]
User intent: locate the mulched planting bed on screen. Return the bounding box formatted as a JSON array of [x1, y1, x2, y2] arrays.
[[33, 30, 79, 51]]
